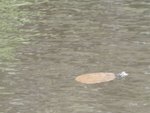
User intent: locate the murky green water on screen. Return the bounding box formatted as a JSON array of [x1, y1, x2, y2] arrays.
[[0, 0, 150, 113]]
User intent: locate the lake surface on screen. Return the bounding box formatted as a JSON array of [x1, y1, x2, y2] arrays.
[[0, 0, 150, 113]]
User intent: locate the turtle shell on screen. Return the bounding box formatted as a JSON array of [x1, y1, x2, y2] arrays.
[[75, 72, 116, 84]]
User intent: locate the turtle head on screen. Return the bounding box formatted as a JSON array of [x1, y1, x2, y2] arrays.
[[116, 71, 128, 79]]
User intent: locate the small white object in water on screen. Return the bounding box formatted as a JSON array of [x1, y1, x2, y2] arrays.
[[117, 71, 128, 78]]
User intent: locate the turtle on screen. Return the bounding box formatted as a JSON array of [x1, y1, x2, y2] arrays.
[[75, 71, 128, 84]]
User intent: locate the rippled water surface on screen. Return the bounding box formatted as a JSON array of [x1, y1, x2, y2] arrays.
[[1, 0, 150, 113]]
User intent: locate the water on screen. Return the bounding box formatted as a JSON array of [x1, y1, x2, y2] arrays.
[[0, 0, 150, 113]]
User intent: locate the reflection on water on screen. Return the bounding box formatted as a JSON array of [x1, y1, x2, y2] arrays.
[[1, 0, 150, 113]]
